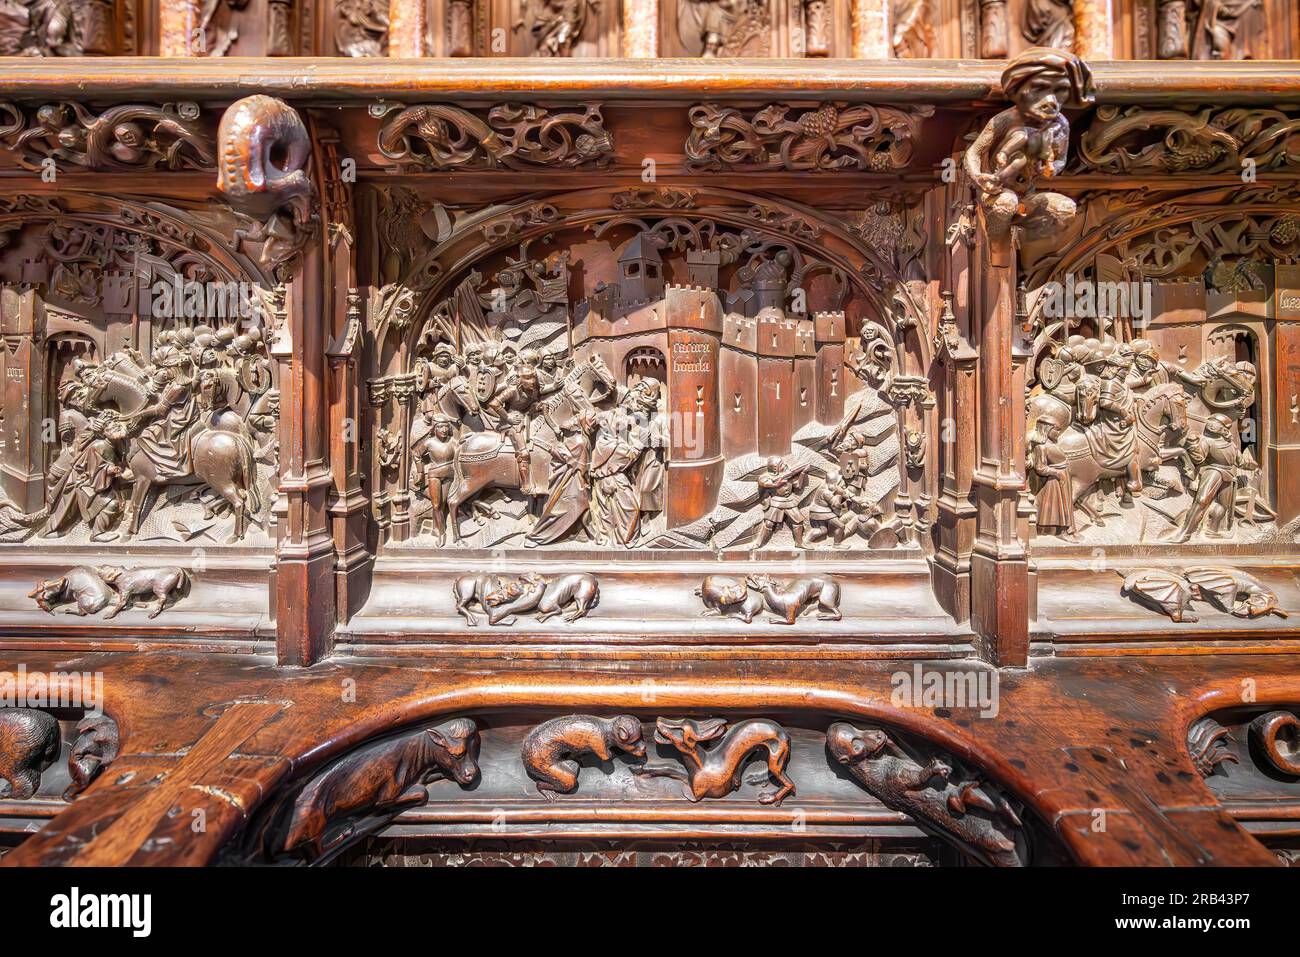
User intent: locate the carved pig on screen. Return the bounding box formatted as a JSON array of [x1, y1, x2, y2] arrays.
[[96, 565, 190, 619], [0, 708, 61, 800], [281, 717, 480, 860], [827, 722, 1025, 867]]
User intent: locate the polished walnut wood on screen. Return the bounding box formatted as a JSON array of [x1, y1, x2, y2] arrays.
[[0, 53, 1296, 869]]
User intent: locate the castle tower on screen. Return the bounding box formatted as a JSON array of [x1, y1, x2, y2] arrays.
[[616, 232, 664, 304]]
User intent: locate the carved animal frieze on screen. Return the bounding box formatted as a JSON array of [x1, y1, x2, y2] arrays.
[[29, 566, 190, 619], [697, 574, 842, 623], [696, 575, 765, 622], [216, 94, 317, 276], [0, 101, 215, 172], [63, 713, 119, 801], [1077, 104, 1300, 175], [453, 572, 600, 626], [685, 102, 934, 172], [745, 575, 842, 624], [827, 723, 1026, 867], [1119, 567, 1286, 622], [0, 708, 60, 799], [276, 718, 480, 863], [1118, 569, 1199, 622], [522, 714, 647, 798], [964, 47, 1093, 240], [633, 717, 796, 805], [1183, 567, 1288, 620], [376, 102, 613, 171], [1187, 715, 1239, 777], [1249, 711, 1300, 777]]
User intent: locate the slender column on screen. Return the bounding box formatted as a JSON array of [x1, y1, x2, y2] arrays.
[[621, 0, 659, 57], [1073, 0, 1114, 58], [388, 0, 426, 57], [850, 0, 891, 57], [159, 0, 204, 55], [968, 223, 1029, 666]]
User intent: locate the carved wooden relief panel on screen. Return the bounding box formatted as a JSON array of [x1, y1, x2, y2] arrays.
[[0, 42, 1297, 873]]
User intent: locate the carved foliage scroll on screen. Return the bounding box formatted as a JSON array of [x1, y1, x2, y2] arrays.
[[1077, 105, 1300, 175], [376, 103, 614, 171], [0, 101, 215, 172], [685, 102, 935, 173]]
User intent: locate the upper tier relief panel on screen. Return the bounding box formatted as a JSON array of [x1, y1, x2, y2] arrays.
[[365, 188, 935, 557]]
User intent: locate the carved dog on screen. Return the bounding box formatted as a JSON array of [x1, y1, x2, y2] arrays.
[[746, 574, 842, 624], [281, 717, 480, 861], [522, 714, 646, 799], [453, 573, 504, 626], [826, 722, 1025, 867], [482, 573, 600, 625], [632, 717, 796, 806], [696, 575, 765, 623], [0, 708, 61, 800], [29, 566, 116, 616], [96, 565, 190, 619]]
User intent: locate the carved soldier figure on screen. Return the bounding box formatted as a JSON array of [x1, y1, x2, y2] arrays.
[[42, 413, 129, 542], [964, 47, 1094, 239], [411, 413, 459, 545], [754, 456, 811, 548], [1124, 338, 1169, 397], [1169, 413, 1246, 542]]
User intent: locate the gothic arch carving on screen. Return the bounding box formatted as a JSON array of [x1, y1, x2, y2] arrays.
[[375, 185, 933, 378]]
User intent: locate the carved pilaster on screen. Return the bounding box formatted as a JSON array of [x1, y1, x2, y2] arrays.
[[217, 95, 332, 664]]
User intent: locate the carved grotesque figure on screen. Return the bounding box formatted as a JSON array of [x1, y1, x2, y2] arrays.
[[964, 47, 1094, 239]]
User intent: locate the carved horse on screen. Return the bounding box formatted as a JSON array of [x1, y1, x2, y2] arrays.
[[86, 363, 264, 542], [444, 353, 614, 543], [1057, 383, 1189, 526]]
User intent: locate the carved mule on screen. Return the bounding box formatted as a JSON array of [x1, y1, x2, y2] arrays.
[[444, 353, 614, 542]]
